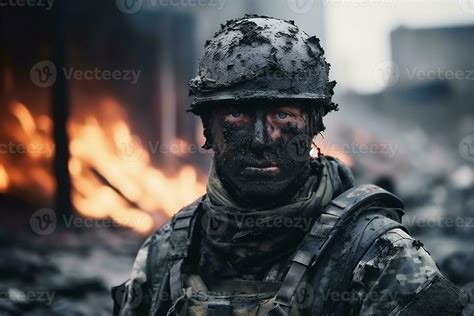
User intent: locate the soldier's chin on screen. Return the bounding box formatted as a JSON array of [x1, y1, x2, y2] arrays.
[[234, 179, 297, 207]]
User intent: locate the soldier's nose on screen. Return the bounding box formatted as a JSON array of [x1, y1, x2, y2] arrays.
[[250, 115, 269, 151]]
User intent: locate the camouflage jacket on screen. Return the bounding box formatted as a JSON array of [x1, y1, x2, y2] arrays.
[[113, 198, 464, 315]]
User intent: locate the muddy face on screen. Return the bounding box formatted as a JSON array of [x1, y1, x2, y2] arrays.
[[207, 101, 314, 208]]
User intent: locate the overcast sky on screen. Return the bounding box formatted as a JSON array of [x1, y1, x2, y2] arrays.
[[324, 0, 474, 93]]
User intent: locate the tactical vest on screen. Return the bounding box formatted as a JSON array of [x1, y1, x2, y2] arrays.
[[146, 184, 406, 316]]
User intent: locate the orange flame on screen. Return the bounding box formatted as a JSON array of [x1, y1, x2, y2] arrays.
[[68, 97, 205, 233], [2, 97, 205, 234], [0, 101, 56, 197], [0, 164, 9, 192], [11, 101, 37, 137]]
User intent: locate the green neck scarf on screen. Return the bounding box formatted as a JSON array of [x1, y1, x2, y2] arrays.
[[200, 156, 354, 277]]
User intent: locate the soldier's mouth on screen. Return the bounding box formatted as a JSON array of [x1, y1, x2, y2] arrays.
[[242, 165, 280, 176]]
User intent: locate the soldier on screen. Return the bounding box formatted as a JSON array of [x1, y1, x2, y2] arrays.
[[113, 16, 465, 315]]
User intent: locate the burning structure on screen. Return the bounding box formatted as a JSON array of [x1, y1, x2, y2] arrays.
[[0, 3, 209, 314], [1, 3, 209, 234]]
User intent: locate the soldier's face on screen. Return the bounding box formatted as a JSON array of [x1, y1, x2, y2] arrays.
[[208, 101, 313, 207]]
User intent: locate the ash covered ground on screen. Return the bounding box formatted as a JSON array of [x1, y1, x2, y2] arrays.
[[0, 212, 145, 316]]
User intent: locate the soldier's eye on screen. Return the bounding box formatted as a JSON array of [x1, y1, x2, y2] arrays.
[[224, 111, 248, 124], [276, 112, 289, 119]]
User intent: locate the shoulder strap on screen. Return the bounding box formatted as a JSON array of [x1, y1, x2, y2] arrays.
[[147, 195, 204, 316], [166, 196, 204, 314], [267, 184, 404, 316]]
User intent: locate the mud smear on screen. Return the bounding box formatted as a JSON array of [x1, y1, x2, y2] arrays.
[[189, 15, 338, 118], [210, 105, 312, 208]]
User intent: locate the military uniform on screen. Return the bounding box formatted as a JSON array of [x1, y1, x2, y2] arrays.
[[113, 157, 463, 315]]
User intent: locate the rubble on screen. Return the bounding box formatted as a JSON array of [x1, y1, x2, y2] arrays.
[[0, 224, 144, 316]]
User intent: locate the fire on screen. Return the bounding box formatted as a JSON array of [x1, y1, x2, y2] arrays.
[[0, 100, 56, 198], [11, 101, 37, 137], [0, 164, 8, 192], [68, 97, 205, 233], [2, 96, 205, 234]]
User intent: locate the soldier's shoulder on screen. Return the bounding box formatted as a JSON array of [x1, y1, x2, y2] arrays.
[[128, 195, 204, 284], [147, 195, 204, 247], [128, 221, 172, 282], [353, 227, 440, 293], [149, 221, 173, 243], [149, 195, 204, 239], [352, 228, 465, 315]]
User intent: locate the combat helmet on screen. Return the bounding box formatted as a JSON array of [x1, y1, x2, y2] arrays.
[[188, 15, 338, 118]]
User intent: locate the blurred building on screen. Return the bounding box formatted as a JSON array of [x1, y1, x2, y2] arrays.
[[369, 24, 474, 155], [392, 25, 474, 90]]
